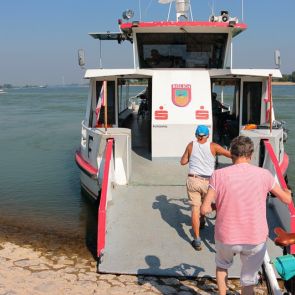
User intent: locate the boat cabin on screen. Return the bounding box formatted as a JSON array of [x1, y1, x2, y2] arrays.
[[120, 20, 245, 70], [83, 19, 282, 162]]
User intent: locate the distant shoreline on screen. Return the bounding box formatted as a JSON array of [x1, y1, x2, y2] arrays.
[[272, 81, 295, 86]]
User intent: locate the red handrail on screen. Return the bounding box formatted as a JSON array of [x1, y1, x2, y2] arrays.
[[264, 140, 295, 253], [97, 138, 114, 259]]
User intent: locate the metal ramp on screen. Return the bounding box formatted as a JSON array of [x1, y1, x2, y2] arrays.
[[97, 151, 282, 277]]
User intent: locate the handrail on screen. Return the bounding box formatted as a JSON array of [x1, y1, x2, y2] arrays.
[[264, 139, 295, 253], [97, 138, 114, 259]]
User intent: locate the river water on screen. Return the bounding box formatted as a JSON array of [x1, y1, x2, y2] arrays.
[[0, 85, 294, 251]]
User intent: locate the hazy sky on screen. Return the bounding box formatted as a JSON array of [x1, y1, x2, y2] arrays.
[[1, 0, 295, 85]]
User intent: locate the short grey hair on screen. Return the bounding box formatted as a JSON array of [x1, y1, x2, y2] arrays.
[[230, 136, 254, 159]]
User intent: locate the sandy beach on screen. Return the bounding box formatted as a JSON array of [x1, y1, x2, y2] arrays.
[[0, 224, 272, 295], [272, 81, 295, 86]]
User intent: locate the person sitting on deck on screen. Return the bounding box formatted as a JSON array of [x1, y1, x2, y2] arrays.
[[201, 135, 292, 295], [180, 125, 231, 251]]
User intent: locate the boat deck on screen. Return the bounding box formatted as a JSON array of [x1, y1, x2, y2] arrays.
[[98, 114, 283, 277]]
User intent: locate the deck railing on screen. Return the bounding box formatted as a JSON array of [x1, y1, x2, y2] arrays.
[[264, 139, 295, 253], [97, 138, 114, 259]]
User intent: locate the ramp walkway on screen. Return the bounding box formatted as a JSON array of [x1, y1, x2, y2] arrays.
[[97, 151, 282, 277]]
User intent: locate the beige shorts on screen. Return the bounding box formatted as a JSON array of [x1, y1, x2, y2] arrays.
[[186, 177, 209, 206]]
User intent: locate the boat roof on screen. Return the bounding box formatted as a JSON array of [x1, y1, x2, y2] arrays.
[[120, 21, 247, 37], [209, 68, 282, 78], [84, 68, 282, 79], [89, 21, 247, 43]]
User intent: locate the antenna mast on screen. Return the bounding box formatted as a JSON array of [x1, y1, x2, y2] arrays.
[[241, 0, 244, 22], [175, 0, 191, 21], [159, 0, 192, 21], [167, 1, 172, 21], [210, 0, 215, 16], [99, 39, 102, 69], [139, 0, 142, 21]]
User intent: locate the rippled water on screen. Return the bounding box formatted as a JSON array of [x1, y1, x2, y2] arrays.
[[273, 86, 295, 186], [0, 87, 88, 237], [0, 85, 294, 241]]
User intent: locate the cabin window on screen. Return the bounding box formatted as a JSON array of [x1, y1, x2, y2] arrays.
[[137, 33, 228, 69], [117, 79, 131, 113], [242, 82, 262, 125], [211, 78, 240, 145], [95, 81, 116, 127]]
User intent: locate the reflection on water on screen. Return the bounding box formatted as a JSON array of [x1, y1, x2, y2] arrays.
[[0, 85, 294, 253]]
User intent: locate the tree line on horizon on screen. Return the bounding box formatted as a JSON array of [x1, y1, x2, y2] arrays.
[[0, 83, 88, 89], [273, 71, 295, 82], [1, 72, 295, 89], [0, 83, 14, 89]]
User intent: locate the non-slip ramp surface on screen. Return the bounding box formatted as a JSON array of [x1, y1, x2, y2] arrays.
[[98, 184, 282, 277]]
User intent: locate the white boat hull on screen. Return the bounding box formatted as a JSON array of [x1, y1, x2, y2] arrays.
[[80, 171, 99, 199]]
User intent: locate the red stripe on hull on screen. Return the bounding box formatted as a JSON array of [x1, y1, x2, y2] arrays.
[[75, 151, 98, 179]]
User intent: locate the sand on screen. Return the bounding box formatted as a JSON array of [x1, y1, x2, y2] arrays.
[[272, 81, 295, 86], [0, 224, 271, 295]]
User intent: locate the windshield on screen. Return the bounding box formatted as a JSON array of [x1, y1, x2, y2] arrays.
[[137, 33, 228, 69]]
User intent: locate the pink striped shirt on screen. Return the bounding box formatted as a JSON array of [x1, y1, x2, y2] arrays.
[[210, 163, 276, 245]]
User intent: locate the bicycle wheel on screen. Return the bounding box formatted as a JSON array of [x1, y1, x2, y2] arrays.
[[260, 263, 274, 295], [285, 276, 295, 294]]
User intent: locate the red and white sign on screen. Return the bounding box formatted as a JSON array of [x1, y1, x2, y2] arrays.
[[154, 106, 168, 120], [195, 106, 209, 120], [171, 84, 191, 107]]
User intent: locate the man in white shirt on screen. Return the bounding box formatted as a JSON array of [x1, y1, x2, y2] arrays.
[[180, 125, 231, 250]]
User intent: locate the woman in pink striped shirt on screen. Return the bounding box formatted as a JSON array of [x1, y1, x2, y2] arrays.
[[201, 136, 292, 295]]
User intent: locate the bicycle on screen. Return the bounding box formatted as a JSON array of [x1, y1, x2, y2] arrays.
[[260, 227, 295, 294]]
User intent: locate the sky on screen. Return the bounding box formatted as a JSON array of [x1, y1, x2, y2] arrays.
[[1, 0, 295, 86]]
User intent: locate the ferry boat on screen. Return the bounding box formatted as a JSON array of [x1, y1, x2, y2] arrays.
[[75, 0, 294, 284]]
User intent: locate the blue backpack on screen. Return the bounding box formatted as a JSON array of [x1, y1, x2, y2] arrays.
[[273, 254, 295, 281]]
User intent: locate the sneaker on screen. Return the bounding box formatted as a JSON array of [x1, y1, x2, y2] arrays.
[[191, 238, 202, 251]]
